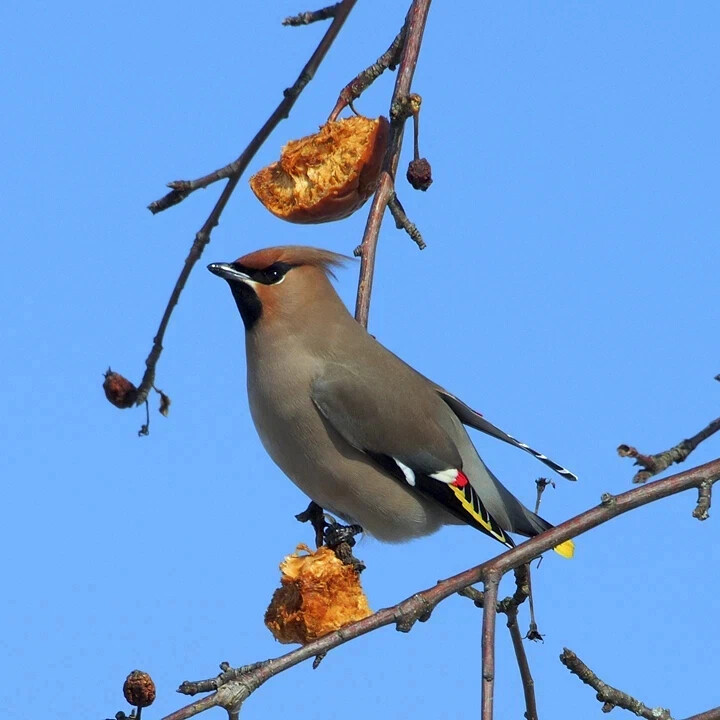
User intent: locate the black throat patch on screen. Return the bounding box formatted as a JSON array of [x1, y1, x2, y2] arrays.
[[230, 282, 262, 330]]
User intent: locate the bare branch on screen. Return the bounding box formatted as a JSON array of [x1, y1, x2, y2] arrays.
[[155, 458, 720, 719], [328, 25, 407, 122], [146, 2, 355, 216], [130, 0, 357, 411], [481, 573, 500, 720], [693, 480, 712, 520], [505, 606, 538, 720], [618, 411, 720, 484], [460, 566, 537, 720], [354, 0, 432, 327], [283, 4, 340, 26], [560, 648, 673, 719], [387, 193, 426, 249]]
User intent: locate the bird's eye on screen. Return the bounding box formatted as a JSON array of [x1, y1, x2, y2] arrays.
[[258, 262, 294, 284]]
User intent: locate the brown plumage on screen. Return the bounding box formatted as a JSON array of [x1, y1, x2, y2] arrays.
[[236, 246, 348, 275], [208, 246, 576, 555]]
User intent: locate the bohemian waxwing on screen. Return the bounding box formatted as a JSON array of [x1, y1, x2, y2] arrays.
[[208, 246, 575, 556]]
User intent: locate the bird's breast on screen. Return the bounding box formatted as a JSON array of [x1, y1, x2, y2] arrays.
[[242, 346, 452, 541]]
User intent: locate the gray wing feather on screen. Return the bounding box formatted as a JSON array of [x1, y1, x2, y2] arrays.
[[435, 387, 578, 481], [311, 368, 461, 474]]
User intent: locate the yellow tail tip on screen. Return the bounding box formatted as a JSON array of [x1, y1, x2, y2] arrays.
[[553, 539, 575, 559]]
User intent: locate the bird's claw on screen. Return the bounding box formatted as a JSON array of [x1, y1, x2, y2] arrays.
[[295, 501, 327, 548], [323, 522, 363, 549], [296, 502, 365, 570], [323, 522, 365, 572]]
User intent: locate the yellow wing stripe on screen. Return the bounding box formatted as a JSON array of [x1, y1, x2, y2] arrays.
[[452, 484, 575, 558], [450, 485, 509, 546]]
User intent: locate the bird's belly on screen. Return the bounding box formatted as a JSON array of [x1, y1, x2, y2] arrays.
[[247, 385, 453, 543]]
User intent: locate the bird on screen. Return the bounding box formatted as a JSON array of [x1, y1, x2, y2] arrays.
[[208, 246, 575, 557]]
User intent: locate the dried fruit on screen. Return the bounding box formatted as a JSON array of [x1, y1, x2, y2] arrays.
[[123, 670, 156, 708], [250, 116, 389, 223], [157, 389, 171, 417], [407, 157, 432, 191], [265, 544, 372, 644], [103, 369, 138, 409]]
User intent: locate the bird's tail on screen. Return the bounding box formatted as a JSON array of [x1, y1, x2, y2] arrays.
[[519, 508, 575, 558]]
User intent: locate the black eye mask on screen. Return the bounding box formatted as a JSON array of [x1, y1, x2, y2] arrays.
[[230, 261, 296, 285]]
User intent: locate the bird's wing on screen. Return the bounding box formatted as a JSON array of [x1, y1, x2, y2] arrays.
[[311, 367, 514, 547], [434, 387, 578, 482]]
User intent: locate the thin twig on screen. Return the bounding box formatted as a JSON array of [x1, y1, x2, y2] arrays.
[[131, 0, 357, 410], [524, 568, 543, 642], [354, 0, 432, 327], [693, 480, 712, 520], [618, 416, 720, 484], [461, 566, 537, 720], [527, 480, 554, 639], [283, 3, 339, 26], [506, 607, 538, 720], [147, 1, 354, 216], [560, 648, 673, 719], [328, 25, 407, 122], [154, 458, 720, 719], [481, 573, 500, 720], [534, 477, 555, 514], [498, 566, 538, 718], [387, 193, 426, 249]]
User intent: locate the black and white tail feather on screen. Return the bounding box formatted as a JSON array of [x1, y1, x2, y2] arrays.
[[436, 388, 578, 482]]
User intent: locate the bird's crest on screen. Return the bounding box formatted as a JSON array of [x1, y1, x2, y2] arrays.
[[235, 246, 351, 279]]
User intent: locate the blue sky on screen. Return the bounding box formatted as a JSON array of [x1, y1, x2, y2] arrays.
[[2, 2, 719, 718]]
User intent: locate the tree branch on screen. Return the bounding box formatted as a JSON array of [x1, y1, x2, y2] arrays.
[[481, 573, 500, 720], [460, 565, 538, 720], [283, 4, 340, 26], [693, 480, 712, 520], [353, 0, 432, 327], [147, 2, 355, 216], [151, 457, 720, 719], [505, 605, 538, 720], [128, 0, 357, 414], [388, 193, 426, 249], [328, 24, 406, 122], [560, 648, 672, 719], [618, 379, 720, 483]]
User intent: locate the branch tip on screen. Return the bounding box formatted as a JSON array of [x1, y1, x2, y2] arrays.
[[693, 481, 712, 520], [560, 648, 673, 720], [283, 4, 340, 27], [619, 416, 720, 483], [387, 194, 426, 250]]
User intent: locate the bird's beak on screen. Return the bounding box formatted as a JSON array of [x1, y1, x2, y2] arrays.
[[207, 262, 251, 283]]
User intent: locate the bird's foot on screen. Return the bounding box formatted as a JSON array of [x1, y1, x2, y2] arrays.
[[295, 501, 326, 548], [295, 502, 366, 571], [323, 521, 363, 549], [324, 520, 366, 573]]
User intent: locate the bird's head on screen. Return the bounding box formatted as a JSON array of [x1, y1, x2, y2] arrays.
[[208, 245, 350, 330]]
